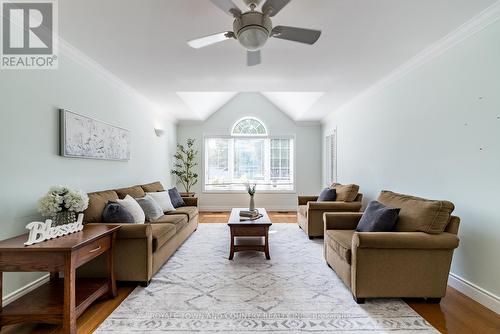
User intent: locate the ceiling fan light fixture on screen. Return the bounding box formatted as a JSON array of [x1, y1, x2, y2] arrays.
[[237, 26, 269, 51], [189, 0, 322, 66]]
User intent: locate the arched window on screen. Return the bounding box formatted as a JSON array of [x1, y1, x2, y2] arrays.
[[231, 117, 267, 136], [205, 116, 294, 192]]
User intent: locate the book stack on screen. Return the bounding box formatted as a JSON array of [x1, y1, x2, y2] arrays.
[[239, 209, 263, 221]]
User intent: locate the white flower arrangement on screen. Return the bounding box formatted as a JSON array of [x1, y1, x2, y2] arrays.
[[245, 182, 256, 196], [38, 186, 89, 217]]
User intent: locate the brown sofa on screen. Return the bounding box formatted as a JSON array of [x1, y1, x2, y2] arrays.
[[324, 190, 460, 303], [78, 181, 198, 286], [297, 183, 363, 239]]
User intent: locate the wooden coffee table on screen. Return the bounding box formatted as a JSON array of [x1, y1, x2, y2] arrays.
[[228, 208, 272, 260]]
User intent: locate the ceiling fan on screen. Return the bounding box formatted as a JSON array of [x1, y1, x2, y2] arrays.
[[188, 0, 322, 66]]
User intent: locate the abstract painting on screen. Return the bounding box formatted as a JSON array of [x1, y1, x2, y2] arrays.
[[60, 109, 131, 161]]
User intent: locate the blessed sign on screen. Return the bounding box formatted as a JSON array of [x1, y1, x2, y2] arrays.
[[25, 214, 84, 246]]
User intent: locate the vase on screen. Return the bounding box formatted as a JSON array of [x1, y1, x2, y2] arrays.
[[249, 195, 255, 212], [52, 211, 76, 226]]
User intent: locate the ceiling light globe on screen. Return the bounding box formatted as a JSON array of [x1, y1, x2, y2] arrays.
[[237, 26, 269, 51]]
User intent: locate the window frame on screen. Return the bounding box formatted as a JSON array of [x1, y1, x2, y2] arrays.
[[231, 117, 268, 137], [202, 133, 296, 194]]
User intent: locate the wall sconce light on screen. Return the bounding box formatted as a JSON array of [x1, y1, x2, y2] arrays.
[[154, 128, 165, 137]]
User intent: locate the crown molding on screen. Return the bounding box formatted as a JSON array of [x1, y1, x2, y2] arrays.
[[322, 1, 500, 125], [295, 121, 321, 127], [58, 38, 178, 123], [177, 119, 204, 126]]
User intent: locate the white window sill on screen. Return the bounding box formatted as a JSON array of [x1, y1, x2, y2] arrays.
[[202, 190, 297, 194], [203, 184, 296, 194]]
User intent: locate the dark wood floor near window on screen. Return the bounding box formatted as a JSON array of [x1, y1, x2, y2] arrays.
[[2, 212, 499, 334]]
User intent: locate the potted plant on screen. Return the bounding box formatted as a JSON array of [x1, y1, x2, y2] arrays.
[[38, 186, 89, 226], [171, 138, 198, 197]]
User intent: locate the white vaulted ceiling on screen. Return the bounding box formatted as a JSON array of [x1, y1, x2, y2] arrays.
[[261, 92, 325, 120], [176, 92, 238, 120], [58, 0, 497, 121]]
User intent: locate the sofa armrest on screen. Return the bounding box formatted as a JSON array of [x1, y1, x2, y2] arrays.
[[324, 212, 363, 230], [182, 197, 198, 207], [308, 201, 362, 212], [353, 232, 459, 250], [86, 223, 152, 239], [298, 196, 318, 205]]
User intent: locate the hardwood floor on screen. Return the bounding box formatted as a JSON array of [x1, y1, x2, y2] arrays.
[[406, 288, 500, 334], [2, 212, 498, 334], [199, 211, 297, 224]]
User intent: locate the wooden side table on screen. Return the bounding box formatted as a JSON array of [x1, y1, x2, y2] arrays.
[[0, 225, 120, 334]]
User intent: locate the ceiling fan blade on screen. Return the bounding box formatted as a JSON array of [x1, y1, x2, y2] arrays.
[[187, 32, 234, 49], [262, 0, 291, 17], [271, 26, 321, 45], [247, 50, 261, 66], [210, 0, 241, 17]]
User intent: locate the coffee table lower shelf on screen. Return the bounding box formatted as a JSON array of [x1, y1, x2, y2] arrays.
[[0, 277, 109, 327]]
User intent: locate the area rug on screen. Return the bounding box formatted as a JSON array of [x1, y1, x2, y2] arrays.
[[96, 224, 438, 333]]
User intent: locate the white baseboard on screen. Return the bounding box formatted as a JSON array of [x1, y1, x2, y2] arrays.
[[2, 274, 50, 306], [199, 206, 297, 212], [448, 272, 500, 315]]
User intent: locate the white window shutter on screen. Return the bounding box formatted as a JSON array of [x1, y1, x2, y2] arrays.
[[325, 130, 337, 186]]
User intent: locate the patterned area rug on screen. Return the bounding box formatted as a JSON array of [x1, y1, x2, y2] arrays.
[[96, 224, 438, 333]]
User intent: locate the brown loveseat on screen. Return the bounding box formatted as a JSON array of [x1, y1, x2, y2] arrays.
[[298, 183, 363, 239], [324, 190, 460, 303], [78, 181, 198, 286]]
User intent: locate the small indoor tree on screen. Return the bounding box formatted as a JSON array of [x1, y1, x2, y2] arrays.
[[171, 138, 198, 195]]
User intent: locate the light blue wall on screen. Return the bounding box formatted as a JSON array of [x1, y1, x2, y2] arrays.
[[0, 50, 177, 296], [178, 93, 323, 210], [323, 21, 500, 297]]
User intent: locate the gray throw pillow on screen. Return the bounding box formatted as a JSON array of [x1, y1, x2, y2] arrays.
[[168, 187, 185, 208], [356, 201, 400, 232], [102, 202, 134, 224], [135, 195, 164, 221], [318, 188, 337, 201]]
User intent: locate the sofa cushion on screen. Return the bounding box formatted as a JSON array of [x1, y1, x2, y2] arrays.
[[330, 183, 359, 202], [168, 187, 185, 208], [325, 230, 354, 264], [115, 186, 145, 199], [147, 191, 175, 212], [116, 195, 145, 224], [151, 214, 189, 232], [377, 190, 454, 234], [318, 188, 337, 202], [141, 181, 165, 193], [356, 201, 400, 232], [136, 195, 164, 222], [151, 223, 176, 252], [102, 202, 135, 224], [297, 205, 308, 218], [165, 206, 198, 220], [84, 190, 119, 223]]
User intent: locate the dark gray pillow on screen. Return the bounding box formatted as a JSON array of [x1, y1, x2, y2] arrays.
[[168, 187, 185, 208], [135, 195, 164, 221], [318, 188, 337, 201], [356, 201, 400, 232], [102, 202, 134, 224]]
